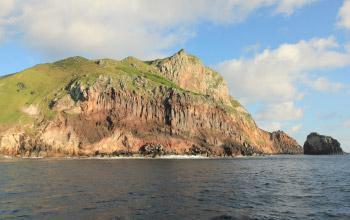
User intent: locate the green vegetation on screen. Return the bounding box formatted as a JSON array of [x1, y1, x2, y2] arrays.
[[187, 54, 201, 64], [0, 56, 106, 125], [116, 60, 179, 88], [0, 52, 244, 127], [0, 64, 71, 124], [206, 67, 225, 89], [229, 97, 242, 108], [0, 56, 177, 125]]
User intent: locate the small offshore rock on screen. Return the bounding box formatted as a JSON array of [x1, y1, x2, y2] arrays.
[[303, 132, 343, 155]]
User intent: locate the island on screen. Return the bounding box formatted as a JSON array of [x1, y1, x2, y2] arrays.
[[0, 49, 302, 157], [304, 132, 344, 155]]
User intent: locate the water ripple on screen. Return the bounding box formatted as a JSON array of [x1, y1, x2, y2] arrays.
[[0, 155, 349, 219]]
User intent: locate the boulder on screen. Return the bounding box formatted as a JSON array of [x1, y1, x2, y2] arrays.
[[303, 132, 343, 155], [187, 144, 212, 156], [221, 141, 260, 156], [139, 144, 165, 157]]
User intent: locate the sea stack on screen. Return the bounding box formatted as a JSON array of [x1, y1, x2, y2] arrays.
[[303, 132, 343, 155]]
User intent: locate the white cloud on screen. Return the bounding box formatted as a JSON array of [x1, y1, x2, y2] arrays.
[[275, 0, 315, 15], [216, 37, 350, 122], [289, 124, 303, 133], [0, 0, 15, 42], [259, 122, 282, 132], [0, 0, 316, 59], [217, 37, 350, 103], [259, 121, 303, 134], [0, 0, 14, 17], [303, 77, 344, 92], [256, 102, 303, 121], [338, 0, 350, 30]]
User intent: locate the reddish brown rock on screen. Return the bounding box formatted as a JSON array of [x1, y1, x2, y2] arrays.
[[0, 50, 302, 157]]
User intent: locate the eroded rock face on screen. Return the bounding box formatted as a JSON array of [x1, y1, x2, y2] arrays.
[[0, 131, 54, 157], [0, 132, 25, 155], [221, 141, 259, 156], [304, 132, 343, 155], [0, 50, 303, 157], [270, 131, 303, 154], [150, 49, 230, 103]]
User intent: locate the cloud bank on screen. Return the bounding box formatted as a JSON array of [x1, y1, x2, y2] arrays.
[[0, 0, 315, 59], [216, 37, 350, 125], [338, 0, 350, 30]]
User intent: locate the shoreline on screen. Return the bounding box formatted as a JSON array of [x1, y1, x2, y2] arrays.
[[1, 153, 347, 160], [0, 154, 269, 160]]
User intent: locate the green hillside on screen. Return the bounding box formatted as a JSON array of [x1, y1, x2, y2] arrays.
[[0, 57, 158, 124], [0, 54, 246, 128]]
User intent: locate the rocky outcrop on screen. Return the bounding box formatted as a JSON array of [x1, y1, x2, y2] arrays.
[[0, 50, 303, 157], [303, 132, 343, 155], [139, 144, 165, 157], [149, 49, 230, 103], [0, 132, 25, 155], [221, 141, 261, 156], [270, 131, 303, 154]]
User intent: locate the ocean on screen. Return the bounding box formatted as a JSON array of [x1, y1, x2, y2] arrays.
[[1, 155, 349, 219]]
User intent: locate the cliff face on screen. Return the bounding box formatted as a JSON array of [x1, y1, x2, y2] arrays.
[[0, 50, 302, 157], [148, 49, 229, 102]]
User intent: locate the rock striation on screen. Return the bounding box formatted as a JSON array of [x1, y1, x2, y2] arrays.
[[0, 49, 302, 157], [303, 132, 343, 155]]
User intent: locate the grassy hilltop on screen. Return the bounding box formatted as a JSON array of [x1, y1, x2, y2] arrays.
[[0, 52, 238, 128]]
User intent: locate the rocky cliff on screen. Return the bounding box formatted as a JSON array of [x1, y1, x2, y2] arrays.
[[304, 132, 343, 155], [0, 50, 302, 157]]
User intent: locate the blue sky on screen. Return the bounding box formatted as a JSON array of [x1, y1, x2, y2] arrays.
[[0, 0, 349, 150]]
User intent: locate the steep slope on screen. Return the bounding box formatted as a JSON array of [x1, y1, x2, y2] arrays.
[[0, 50, 302, 157]]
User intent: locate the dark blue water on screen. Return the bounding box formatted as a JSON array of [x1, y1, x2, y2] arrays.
[[0, 155, 350, 220]]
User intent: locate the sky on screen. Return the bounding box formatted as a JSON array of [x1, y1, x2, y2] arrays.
[[0, 0, 349, 151]]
